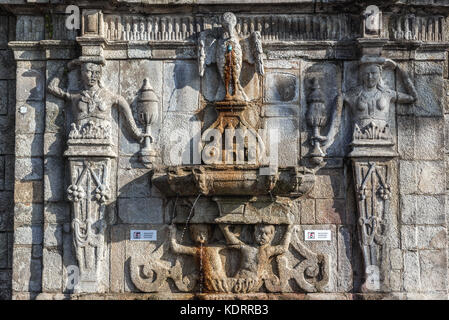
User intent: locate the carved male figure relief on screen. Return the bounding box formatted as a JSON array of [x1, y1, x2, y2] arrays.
[[220, 224, 294, 283], [168, 224, 228, 292]]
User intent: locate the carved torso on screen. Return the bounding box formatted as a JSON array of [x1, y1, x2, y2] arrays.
[[345, 86, 396, 128], [67, 87, 120, 141], [236, 245, 269, 279], [72, 87, 113, 125]]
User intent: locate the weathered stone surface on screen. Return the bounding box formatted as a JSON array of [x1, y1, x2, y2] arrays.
[[163, 61, 200, 113], [419, 250, 448, 292], [43, 157, 65, 202], [42, 248, 62, 292], [404, 251, 421, 292], [43, 203, 70, 224], [118, 198, 163, 224], [0, 232, 7, 268], [12, 247, 42, 292], [118, 167, 152, 198], [309, 170, 345, 199], [300, 199, 315, 224], [337, 226, 353, 292], [43, 224, 62, 247], [14, 203, 43, 225], [15, 157, 43, 181], [15, 133, 44, 157], [400, 195, 446, 225], [15, 101, 45, 134], [265, 117, 299, 167], [14, 226, 43, 245], [315, 199, 345, 224], [415, 118, 445, 160], [16, 61, 45, 102], [14, 181, 43, 203], [390, 248, 403, 270]]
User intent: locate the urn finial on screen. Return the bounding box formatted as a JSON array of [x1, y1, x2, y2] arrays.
[[137, 78, 159, 169]]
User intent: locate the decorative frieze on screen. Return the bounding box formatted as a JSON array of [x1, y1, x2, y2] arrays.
[[389, 15, 446, 42]]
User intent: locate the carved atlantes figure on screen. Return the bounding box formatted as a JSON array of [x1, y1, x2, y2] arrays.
[[221, 224, 294, 284], [198, 12, 264, 101], [169, 224, 228, 293], [48, 57, 142, 143], [343, 55, 417, 141]]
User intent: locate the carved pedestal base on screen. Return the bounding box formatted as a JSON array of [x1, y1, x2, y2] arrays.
[[66, 156, 114, 293], [351, 152, 397, 293]]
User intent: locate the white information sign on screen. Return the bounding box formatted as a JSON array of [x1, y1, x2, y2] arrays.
[[130, 230, 157, 241], [304, 230, 331, 241]]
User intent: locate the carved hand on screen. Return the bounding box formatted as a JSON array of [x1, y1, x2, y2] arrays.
[[47, 66, 70, 100], [384, 58, 398, 70]]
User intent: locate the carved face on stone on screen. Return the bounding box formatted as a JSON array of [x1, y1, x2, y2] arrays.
[[254, 224, 275, 246], [361, 64, 381, 89], [222, 12, 237, 34], [190, 224, 211, 245], [81, 63, 102, 88]]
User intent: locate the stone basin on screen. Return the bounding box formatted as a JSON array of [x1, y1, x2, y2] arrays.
[[152, 165, 316, 198]]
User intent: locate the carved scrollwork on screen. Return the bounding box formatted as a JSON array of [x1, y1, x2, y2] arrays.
[[275, 237, 330, 293]]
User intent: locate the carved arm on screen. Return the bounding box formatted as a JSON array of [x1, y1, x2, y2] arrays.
[[250, 31, 264, 76], [47, 66, 72, 101], [385, 59, 417, 104], [168, 224, 196, 256], [115, 95, 143, 142], [271, 224, 295, 257], [198, 31, 207, 77], [396, 66, 418, 104], [220, 224, 244, 247]]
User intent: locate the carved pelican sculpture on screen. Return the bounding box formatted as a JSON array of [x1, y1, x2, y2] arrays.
[[198, 12, 264, 101]]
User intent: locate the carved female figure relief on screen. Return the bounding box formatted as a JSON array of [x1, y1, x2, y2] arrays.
[[338, 55, 418, 292], [343, 56, 417, 142], [47, 56, 145, 292], [48, 57, 143, 144]]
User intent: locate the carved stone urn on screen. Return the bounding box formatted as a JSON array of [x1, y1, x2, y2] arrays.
[[137, 78, 159, 168]]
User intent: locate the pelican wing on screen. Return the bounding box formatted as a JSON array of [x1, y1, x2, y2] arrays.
[[251, 31, 264, 76], [198, 31, 217, 77], [241, 32, 264, 75]]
